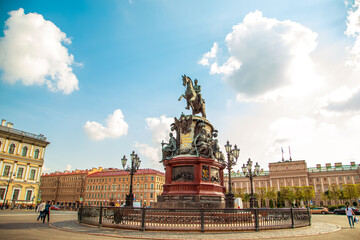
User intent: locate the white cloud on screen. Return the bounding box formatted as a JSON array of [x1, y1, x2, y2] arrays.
[[345, 0, 360, 70], [145, 115, 173, 144], [134, 142, 161, 165], [200, 10, 319, 101], [42, 165, 50, 173], [0, 8, 79, 94], [66, 164, 72, 171], [83, 109, 129, 141], [198, 42, 218, 66], [134, 115, 173, 169]]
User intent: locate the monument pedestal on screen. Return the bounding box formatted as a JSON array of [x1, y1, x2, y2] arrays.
[[153, 156, 225, 209]]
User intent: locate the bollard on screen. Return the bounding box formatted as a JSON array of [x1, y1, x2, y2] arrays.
[[99, 202, 103, 227], [141, 207, 146, 231], [254, 208, 259, 232], [290, 207, 294, 228]]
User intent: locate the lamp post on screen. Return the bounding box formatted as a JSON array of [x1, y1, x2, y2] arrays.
[[242, 158, 262, 208], [224, 141, 240, 209], [121, 151, 141, 207], [1, 171, 15, 210]]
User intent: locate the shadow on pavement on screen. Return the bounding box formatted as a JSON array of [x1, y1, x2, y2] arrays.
[[0, 222, 49, 229]]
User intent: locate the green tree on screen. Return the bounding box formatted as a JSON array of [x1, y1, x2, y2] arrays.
[[280, 187, 295, 206], [302, 186, 315, 206], [266, 187, 277, 208], [293, 186, 304, 207], [342, 184, 357, 202], [329, 185, 342, 205], [321, 190, 330, 206], [257, 187, 267, 207]]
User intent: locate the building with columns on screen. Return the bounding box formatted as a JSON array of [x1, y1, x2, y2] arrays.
[[226, 160, 360, 206], [0, 119, 50, 208]]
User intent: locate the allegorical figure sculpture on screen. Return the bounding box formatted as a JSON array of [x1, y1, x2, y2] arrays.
[[161, 132, 177, 161], [178, 75, 206, 118]]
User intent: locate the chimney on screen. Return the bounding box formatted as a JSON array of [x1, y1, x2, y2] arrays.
[[316, 164, 321, 169], [326, 163, 331, 168], [335, 162, 342, 167], [351, 162, 355, 166], [1, 119, 6, 126]]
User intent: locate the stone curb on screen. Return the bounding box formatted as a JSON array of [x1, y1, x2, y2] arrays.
[[49, 221, 341, 240]]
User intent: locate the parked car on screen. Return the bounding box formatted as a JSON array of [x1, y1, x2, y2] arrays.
[[50, 205, 60, 210], [333, 207, 360, 215], [310, 207, 329, 214]]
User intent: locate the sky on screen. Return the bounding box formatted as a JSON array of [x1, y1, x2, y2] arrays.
[[1, 0, 360, 173]]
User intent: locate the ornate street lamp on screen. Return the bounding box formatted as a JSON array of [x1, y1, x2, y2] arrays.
[[224, 140, 240, 208], [242, 158, 262, 208], [121, 151, 141, 207]]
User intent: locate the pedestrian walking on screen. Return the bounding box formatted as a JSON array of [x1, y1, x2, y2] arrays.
[[346, 204, 355, 228], [36, 201, 45, 221], [42, 201, 51, 223]]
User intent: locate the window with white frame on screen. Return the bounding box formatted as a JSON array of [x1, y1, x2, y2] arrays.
[[16, 167, 24, 178], [25, 189, 32, 201], [12, 189, 20, 200], [22, 146, 28, 156], [34, 149, 40, 159], [8, 143, 15, 154], [29, 169, 36, 180], [2, 165, 11, 177]]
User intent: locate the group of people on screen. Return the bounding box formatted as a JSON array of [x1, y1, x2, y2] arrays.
[[36, 201, 51, 223]]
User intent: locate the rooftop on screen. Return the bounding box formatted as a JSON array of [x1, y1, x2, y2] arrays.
[[0, 120, 48, 142], [87, 169, 165, 178]]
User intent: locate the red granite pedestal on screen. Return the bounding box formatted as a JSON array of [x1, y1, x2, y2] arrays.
[[153, 155, 226, 209]]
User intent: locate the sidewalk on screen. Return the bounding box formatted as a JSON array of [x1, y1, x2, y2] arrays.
[[50, 220, 341, 240]]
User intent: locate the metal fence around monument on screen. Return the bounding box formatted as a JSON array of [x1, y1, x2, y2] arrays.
[[78, 206, 311, 232]]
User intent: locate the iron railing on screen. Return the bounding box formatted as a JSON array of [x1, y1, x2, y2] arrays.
[[78, 206, 311, 232]]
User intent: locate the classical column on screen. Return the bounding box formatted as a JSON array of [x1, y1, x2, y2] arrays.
[[36, 165, 42, 182], [306, 177, 309, 186], [336, 176, 339, 185], [298, 177, 302, 186], [17, 142, 23, 155], [320, 177, 324, 192], [291, 178, 294, 186], [352, 175, 355, 184], [344, 176, 347, 184], [270, 179, 273, 187], [277, 179, 280, 191], [11, 161, 18, 180], [0, 159, 3, 175], [24, 163, 30, 181], [246, 182, 249, 193], [313, 178, 316, 192]]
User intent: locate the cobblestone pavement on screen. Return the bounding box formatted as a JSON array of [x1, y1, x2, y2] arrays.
[[1, 210, 359, 240]]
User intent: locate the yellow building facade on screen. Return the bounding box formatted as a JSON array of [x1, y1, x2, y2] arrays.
[[0, 119, 50, 208]]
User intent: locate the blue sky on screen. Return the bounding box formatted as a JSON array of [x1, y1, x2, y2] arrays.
[[1, 0, 360, 173]]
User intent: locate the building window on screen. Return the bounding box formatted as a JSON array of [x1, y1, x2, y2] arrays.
[[3, 165, 11, 177], [150, 193, 153, 198], [34, 149, 40, 159], [16, 167, 24, 178], [151, 184, 154, 189], [22, 146, 28, 156], [8, 143, 15, 154], [12, 189, 20, 200], [29, 169, 36, 180], [0, 188, 5, 200], [25, 190, 32, 201]]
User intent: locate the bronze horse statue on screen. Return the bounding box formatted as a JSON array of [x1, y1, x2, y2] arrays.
[[178, 74, 206, 118]]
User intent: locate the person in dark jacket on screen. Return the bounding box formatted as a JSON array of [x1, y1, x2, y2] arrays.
[[43, 201, 51, 223]]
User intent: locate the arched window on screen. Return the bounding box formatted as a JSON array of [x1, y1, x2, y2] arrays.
[[34, 149, 40, 159], [22, 146, 28, 156], [8, 143, 15, 154]]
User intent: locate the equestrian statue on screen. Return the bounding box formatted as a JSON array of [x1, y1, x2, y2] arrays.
[[178, 74, 206, 118]]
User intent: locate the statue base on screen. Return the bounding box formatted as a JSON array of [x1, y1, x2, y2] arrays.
[[153, 156, 225, 209]]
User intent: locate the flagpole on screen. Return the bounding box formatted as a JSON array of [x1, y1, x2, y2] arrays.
[[289, 146, 292, 161]]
